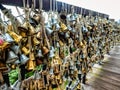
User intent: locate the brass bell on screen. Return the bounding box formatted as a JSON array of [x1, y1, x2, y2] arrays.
[[18, 22, 28, 32], [10, 45, 20, 54], [33, 37, 40, 46], [22, 46, 30, 55], [46, 27, 53, 35], [32, 14, 41, 24], [42, 46, 49, 55], [20, 54, 29, 65], [36, 49, 43, 57], [6, 50, 18, 64], [4, 33, 14, 43], [8, 31, 22, 43], [26, 60, 36, 71]]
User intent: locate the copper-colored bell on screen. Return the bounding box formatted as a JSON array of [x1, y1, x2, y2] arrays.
[[8, 31, 22, 43], [42, 46, 49, 55], [26, 60, 36, 71], [22, 46, 30, 55], [0, 61, 9, 73]]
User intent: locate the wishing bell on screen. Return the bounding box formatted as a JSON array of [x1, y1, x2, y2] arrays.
[[4, 33, 14, 43], [27, 60, 36, 70], [60, 12, 66, 20], [10, 45, 20, 54], [8, 31, 22, 43], [29, 25, 35, 35], [33, 37, 40, 46], [20, 54, 29, 65], [12, 80, 21, 90], [42, 46, 49, 55], [55, 23, 60, 31], [22, 47, 30, 55], [0, 41, 10, 50], [49, 49, 55, 58], [36, 49, 43, 57], [45, 22, 52, 28], [60, 22, 67, 31], [6, 50, 18, 64], [46, 28, 53, 35], [18, 22, 28, 32], [14, 59, 20, 65], [70, 15, 76, 21], [33, 70, 41, 80]]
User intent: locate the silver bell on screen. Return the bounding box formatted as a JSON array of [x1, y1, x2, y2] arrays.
[[6, 51, 18, 64], [56, 23, 60, 31], [70, 15, 76, 21], [46, 27, 53, 35], [36, 49, 43, 57], [49, 68, 54, 75], [34, 70, 41, 80], [45, 22, 51, 28], [10, 45, 20, 54], [49, 46, 55, 58], [20, 54, 29, 65], [14, 60, 20, 65], [12, 80, 21, 90], [4, 33, 14, 43]]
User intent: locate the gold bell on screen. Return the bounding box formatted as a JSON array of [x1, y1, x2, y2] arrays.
[[60, 22, 67, 31], [42, 46, 49, 55], [22, 46, 30, 55], [0, 42, 10, 50], [26, 60, 36, 71], [29, 52, 35, 61], [8, 31, 22, 43], [33, 37, 40, 46], [59, 40, 64, 46]]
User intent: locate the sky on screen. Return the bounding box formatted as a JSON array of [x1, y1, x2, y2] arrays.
[[57, 0, 120, 21]]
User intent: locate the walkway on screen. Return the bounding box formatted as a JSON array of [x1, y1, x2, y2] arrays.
[[84, 45, 120, 90]]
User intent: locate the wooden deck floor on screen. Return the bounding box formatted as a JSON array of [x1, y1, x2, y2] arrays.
[[84, 45, 120, 90]]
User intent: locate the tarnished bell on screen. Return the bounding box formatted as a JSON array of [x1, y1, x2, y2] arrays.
[[42, 46, 49, 55], [46, 28, 53, 35], [8, 31, 22, 43], [27, 60, 36, 70], [29, 25, 35, 34], [20, 54, 29, 65], [10, 45, 20, 54], [22, 47, 30, 55], [18, 22, 28, 32], [33, 37, 40, 46], [6, 50, 18, 64], [36, 49, 43, 57], [4, 33, 14, 43]]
